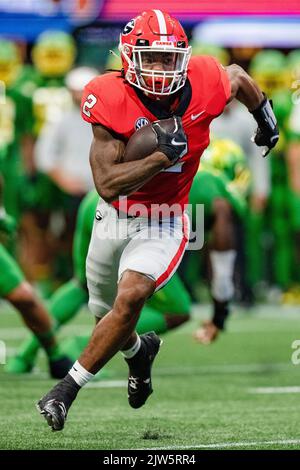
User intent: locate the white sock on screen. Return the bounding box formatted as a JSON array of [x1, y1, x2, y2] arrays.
[[121, 336, 141, 359], [210, 250, 237, 302], [69, 360, 94, 387]]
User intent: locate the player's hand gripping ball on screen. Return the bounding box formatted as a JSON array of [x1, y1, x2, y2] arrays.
[[123, 116, 187, 165]]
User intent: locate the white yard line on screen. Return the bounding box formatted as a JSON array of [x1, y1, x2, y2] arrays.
[[140, 438, 300, 450], [248, 386, 300, 394]]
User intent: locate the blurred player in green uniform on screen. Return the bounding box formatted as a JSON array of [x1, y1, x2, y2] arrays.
[[281, 49, 300, 302], [189, 139, 250, 343], [24, 31, 76, 135], [0, 166, 71, 378], [0, 39, 34, 227], [19, 31, 78, 286], [249, 50, 293, 290]]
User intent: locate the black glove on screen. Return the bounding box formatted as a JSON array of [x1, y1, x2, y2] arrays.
[[151, 116, 188, 164], [251, 94, 279, 157]]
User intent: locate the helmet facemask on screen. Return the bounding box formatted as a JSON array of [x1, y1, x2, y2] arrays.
[[120, 43, 191, 96]]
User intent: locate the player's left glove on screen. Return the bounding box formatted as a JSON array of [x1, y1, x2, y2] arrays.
[[250, 94, 279, 157]]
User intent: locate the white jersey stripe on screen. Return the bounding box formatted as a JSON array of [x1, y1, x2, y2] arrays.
[[153, 9, 167, 41]]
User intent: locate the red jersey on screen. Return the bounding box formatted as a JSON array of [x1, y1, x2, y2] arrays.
[[81, 55, 231, 215]]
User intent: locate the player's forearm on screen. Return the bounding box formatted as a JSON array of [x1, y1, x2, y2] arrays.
[[228, 64, 264, 111], [92, 151, 169, 203], [236, 75, 264, 111], [227, 64, 279, 156]]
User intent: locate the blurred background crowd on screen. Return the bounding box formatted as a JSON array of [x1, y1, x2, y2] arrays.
[[1, 0, 300, 307]]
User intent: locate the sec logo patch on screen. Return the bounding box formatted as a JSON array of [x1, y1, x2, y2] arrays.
[[135, 117, 150, 130]]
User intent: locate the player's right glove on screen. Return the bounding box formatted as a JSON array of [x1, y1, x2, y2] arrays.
[[250, 94, 279, 157], [151, 116, 188, 164]]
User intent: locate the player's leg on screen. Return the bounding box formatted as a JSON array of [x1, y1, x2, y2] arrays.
[[37, 269, 156, 431], [190, 173, 236, 343], [36, 200, 131, 429], [80, 269, 156, 367], [37, 208, 188, 430], [144, 272, 191, 332], [61, 272, 191, 360], [245, 201, 265, 288], [117, 215, 189, 409], [82, 270, 189, 350], [18, 174, 57, 286], [6, 279, 88, 373], [269, 156, 292, 288], [197, 198, 236, 344], [6, 191, 97, 372], [0, 244, 72, 378]]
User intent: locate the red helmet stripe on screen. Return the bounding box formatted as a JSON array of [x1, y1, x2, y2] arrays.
[[152, 9, 167, 41]]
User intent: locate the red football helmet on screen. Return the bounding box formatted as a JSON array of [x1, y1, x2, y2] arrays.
[[119, 10, 191, 97]]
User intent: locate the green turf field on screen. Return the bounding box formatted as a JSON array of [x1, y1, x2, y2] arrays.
[[0, 303, 300, 450]]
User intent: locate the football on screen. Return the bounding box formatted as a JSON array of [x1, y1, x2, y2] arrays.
[[122, 117, 177, 162]]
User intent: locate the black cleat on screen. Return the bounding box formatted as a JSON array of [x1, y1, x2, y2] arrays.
[[36, 374, 80, 431], [36, 398, 67, 432], [48, 355, 73, 379], [125, 332, 162, 409]]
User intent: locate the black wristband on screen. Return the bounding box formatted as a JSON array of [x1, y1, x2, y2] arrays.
[[251, 94, 278, 135]]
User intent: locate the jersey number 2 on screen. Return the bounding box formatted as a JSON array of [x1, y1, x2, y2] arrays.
[[83, 94, 97, 118]]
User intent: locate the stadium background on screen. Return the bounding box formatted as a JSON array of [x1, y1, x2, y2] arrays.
[[1, 0, 300, 451]]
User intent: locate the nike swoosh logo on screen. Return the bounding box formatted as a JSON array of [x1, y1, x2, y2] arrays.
[[191, 111, 205, 121], [171, 138, 186, 146]]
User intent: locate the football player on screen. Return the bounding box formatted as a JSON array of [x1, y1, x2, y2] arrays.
[[248, 50, 291, 289], [0, 173, 71, 378], [19, 31, 77, 287], [283, 49, 300, 298], [190, 139, 250, 344], [37, 10, 279, 431], [0, 38, 34, 227]]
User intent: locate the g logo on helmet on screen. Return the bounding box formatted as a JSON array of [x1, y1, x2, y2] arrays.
[[123, 19, 135, 35], [135, 117, 150, 130]]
